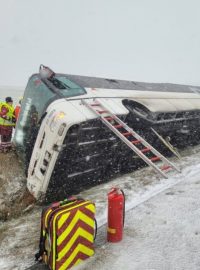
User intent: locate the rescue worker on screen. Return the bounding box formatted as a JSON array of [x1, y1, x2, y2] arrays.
[[0, 97, 16, 144], [14, 97, 23, 121]]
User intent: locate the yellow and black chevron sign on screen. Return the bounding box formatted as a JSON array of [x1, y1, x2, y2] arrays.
[[51, 201, 96, 270]]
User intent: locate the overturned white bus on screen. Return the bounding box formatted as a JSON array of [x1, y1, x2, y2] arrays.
[[13, 65, 200, 201]]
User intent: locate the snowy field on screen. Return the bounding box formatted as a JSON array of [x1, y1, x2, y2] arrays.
[[79, 169, 200, 270], [77, 147, 200, 270], [0, 144, 200, 270]]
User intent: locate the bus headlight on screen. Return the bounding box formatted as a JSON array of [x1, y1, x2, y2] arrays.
[[50, 111, 66, 132]]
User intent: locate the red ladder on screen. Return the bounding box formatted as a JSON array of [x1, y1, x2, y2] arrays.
[[82, 98, 181, 178]]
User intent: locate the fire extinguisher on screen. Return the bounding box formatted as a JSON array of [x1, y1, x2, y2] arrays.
[[107, 187, 125, 242]]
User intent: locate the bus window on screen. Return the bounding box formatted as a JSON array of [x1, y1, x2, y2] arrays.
[[49, 76, 86, 98]]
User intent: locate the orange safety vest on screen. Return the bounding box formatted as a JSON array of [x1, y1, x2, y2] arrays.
[[15, 105, 21, 120]]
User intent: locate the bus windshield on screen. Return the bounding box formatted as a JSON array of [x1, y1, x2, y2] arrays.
[[13, 75, 57, 168]]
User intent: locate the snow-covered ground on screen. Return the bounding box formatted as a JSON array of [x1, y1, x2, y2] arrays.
[[70, 145, 200, 270], [1, 145, 200, 270], [78, 160, 200, 270]]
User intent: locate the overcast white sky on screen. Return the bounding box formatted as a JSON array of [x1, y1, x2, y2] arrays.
[[0, 0, 200, 87]]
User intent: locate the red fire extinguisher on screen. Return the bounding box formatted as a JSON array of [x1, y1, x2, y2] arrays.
[[107, 187, 125, 242]]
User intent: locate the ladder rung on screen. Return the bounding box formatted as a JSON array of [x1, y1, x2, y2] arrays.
[[131, 140, 141, 144], [122, 132, 132, 136], [160, 165, 171, 171], [141, 147, 151, 153], [150, 156, 161, 162], [91, 103, 100, 106], [114, 124, 123, 129], [97, 110, 108, 114], [105, 117, 114, 121]]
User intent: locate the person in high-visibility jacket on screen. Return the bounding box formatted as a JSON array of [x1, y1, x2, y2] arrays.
[[14, 97, 23, 121], [0, 97, 16, 143]]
